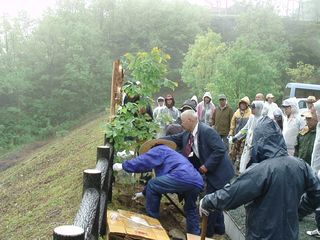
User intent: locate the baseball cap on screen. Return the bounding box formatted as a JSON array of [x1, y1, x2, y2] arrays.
[[218, 94, 226, 100], [301, 111, 313, 118], [306, 96, 316, 103], [266, 93, 274, 99], [282, 99, 291, 107]]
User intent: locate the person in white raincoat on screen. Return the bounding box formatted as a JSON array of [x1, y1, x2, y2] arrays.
[[263, 93, 279, 119], [311, 100, 320, 173], [306, 100, 320, 238], [196, 92, 216, 126], [282, 98, 304, 156], [233, 100, 264, 173]]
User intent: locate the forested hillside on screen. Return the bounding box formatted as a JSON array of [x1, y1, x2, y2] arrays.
[[1, 0, 319, 152], [0, 0, 211, 152]]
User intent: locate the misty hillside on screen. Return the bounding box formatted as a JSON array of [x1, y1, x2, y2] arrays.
[[0, 114, 107, 239]]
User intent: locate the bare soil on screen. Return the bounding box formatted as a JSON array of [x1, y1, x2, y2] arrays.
[[111, 179, 187, 239], [111, 178, 230, 240]]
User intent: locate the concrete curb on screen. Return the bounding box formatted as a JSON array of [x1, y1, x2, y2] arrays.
[[224, 211, 245, 240]]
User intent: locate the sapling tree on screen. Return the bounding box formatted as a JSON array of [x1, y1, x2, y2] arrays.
[[105, 48, 177, 154]]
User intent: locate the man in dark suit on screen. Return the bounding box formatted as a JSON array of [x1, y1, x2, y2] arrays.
[[164, 109, 235, 237]]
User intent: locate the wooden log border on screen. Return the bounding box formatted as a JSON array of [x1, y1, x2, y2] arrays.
[[53, 143, 114, 240]]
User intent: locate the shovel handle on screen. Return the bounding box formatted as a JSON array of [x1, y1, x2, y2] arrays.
[[200, 215, 208, 240]]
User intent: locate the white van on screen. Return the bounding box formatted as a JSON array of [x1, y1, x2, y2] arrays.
[[285, 82, 320, 99]]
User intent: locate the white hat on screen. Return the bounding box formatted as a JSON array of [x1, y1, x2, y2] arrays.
[[266, 93, 274, 99]]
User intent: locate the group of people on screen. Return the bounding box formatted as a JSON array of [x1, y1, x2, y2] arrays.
[[112, 90, 320, 239], [153, 92, 218, 137]]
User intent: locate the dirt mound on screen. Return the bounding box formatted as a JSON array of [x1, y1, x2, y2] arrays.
[[111, 180, 186, 239]]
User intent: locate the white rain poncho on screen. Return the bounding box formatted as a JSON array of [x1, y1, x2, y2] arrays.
[[196, 92, 215, 126], [311, 100, 320, 172], [234, 100, 264, 173], [263, 101, 279, 119], [153, 96, 165, 120], [282, 98, 304, 156], [273, 107, 283, 117]]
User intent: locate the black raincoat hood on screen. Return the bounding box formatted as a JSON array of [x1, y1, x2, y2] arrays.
[[249, 116, 288, 166]]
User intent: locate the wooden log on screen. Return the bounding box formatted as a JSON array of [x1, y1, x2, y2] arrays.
[[82, 169, 101, 196], [96, 145, 110, 184], [97, 144, 111, 160], [53, 225, 84, 240], [95, 145, 111, 236], [74, 169, 101, 240], [99, 191, 107, 236]]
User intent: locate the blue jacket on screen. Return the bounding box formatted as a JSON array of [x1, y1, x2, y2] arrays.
[[202, 117, 320, 240], [165, 122, 234, 189], [122, 145, 204, 189]]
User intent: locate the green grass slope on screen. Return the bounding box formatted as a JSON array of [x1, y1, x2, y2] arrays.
[[0, 115, 107, 239]]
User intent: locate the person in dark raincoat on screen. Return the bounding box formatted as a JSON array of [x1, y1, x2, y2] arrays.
[[199, 116, 320, 240]]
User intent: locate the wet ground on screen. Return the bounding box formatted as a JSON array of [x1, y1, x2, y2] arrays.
[[110, 175, 229, 240]]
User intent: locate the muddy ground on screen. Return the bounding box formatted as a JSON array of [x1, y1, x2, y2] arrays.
[[111, 177, 187, 239], [111, 175, 229, 240]]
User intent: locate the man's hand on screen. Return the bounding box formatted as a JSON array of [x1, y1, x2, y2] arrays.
[[199, 198, 209, 217], [113, 163, 123, 171], [199, 165, 208, 174], [132, 192, 144, 200]]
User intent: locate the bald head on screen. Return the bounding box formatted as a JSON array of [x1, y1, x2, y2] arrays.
[[181, 109, 197, 119], [181, 110, 198, 132]]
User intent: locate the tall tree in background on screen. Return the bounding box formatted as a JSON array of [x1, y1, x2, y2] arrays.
[[284, 20, 320, 67], [286, 61, 320, 84], [101, 0, 212, 73], [209, 38, 280, 106], [25, 0, 111, 128], [0, 13, 35, 146], [180, 5, 289, 105], [1, 0, 319, 152], [236, 5, 291, 86], [0, 0, 212, 151], [181, 30, 226, 96]]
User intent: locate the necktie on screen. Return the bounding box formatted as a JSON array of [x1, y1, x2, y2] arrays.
[[183, 134, 194, 157]]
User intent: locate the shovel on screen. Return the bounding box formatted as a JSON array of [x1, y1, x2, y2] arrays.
[[186, 215, 214, 240]]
